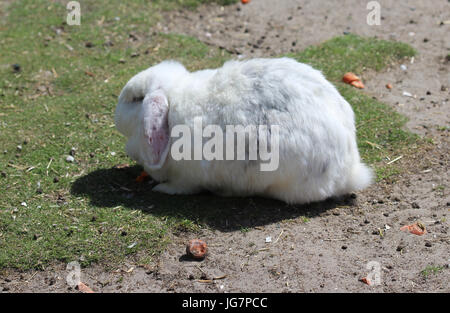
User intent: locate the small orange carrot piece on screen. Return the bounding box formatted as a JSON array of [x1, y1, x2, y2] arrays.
[[135, 171, 149, 183]]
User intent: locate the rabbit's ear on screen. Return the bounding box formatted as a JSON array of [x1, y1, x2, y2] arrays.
[[142, 90, 170, 169]]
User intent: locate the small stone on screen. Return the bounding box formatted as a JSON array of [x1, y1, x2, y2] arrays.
[[403, 91, 413, 97], [425, 242, 432, 247], [411, 202, 420, 209], [341, 245, 347, 250], [383, 212, 389, 217], [66, 155, 75, 163], [12, 64, 21, 73]]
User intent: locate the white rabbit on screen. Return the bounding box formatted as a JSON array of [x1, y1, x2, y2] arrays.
[[115, 58, 373, 204]]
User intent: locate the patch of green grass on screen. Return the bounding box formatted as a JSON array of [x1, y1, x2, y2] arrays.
[[0, 0, 228, 270], [300, 216, 310, 223], [290, 34, 416, 81], [421, 265, 444, 277], [0, 1, 418, 270], [240, 227, 250, 233]]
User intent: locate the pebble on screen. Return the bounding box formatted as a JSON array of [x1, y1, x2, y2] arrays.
[[425, 242, 432, 247], [403, 91, 413, 97], [66, 155, 75, 163], [12, 64, 21, 73], [400, 64, 407, 71]]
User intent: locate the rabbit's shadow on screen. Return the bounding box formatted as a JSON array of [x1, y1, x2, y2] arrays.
[[70, 165, 356, 232]]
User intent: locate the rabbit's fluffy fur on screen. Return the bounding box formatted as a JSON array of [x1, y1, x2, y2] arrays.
[[115, 57, 373, 204]]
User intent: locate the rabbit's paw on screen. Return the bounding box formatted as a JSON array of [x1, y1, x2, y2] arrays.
[[152, 183, 199, 195]]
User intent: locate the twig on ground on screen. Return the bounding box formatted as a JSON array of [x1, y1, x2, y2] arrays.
[[273, 230, 284, 244], [387, 155, 403, 165]]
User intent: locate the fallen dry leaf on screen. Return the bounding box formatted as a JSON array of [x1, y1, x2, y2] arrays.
[[113, 163, 130, 169]]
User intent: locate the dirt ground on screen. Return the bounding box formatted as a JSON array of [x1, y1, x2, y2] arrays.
[[1, 0, 449, 292]]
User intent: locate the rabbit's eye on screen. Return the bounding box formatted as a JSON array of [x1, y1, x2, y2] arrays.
[[132, 96, 144, 103]]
